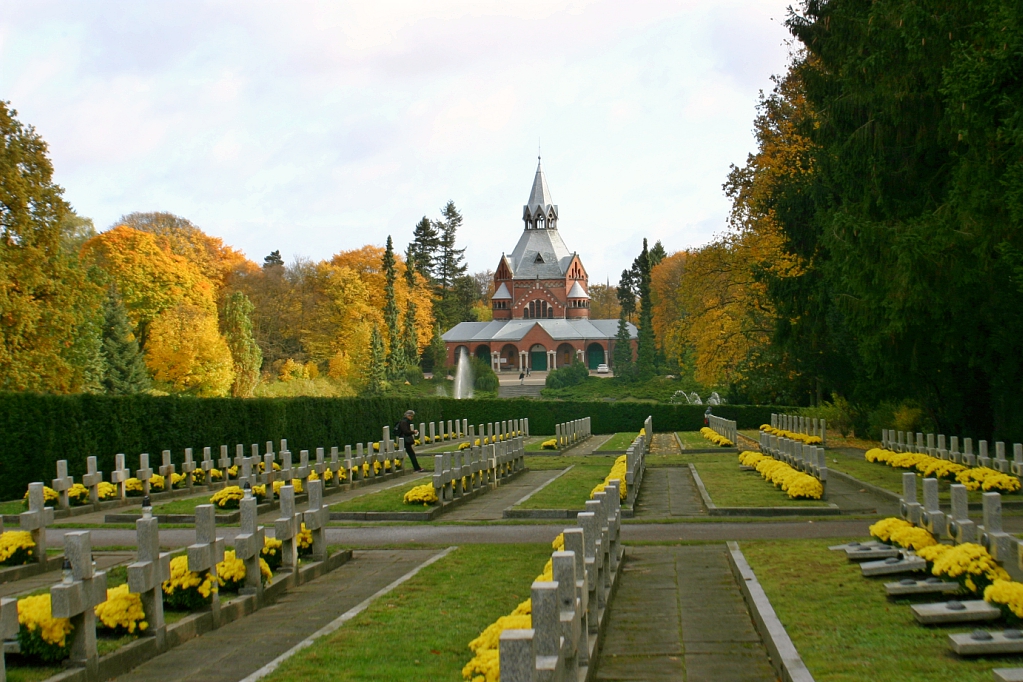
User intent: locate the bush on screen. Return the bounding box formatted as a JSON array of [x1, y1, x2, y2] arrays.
[[403, 366, 424, 385], [471, 357, 499, 392], [545, 361, 590, 389]]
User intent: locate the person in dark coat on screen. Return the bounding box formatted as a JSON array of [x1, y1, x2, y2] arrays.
[[396, 409, 423, 472]]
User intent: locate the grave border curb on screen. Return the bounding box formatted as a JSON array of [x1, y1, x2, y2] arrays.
[[688, 463, 840, 516], [0, 554, 65, 585], [826, 468, 901, 504], [726, 541, 816, 682], [34, 549, 354, 682]]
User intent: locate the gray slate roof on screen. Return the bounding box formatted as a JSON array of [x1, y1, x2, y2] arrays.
[[442, 319, 637, 343], [507, 228, 573, 279]]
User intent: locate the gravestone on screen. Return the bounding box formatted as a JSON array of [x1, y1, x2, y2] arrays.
[[280, 449, 294, 484], [52, 460, 73, 510], [860, 553, 926, 576], [1014, 444, 1023, 478], [980, 492, 1015, 566], [187, 505, 224, 625], [963, 438, 976, 467], [159, 451, 176, 490], [233, 488, 265, 602], [912, 599, 1000, 624], [182, 449, 196, 490], [920, 478, 946, 536], [111, 453, 130, 500], [274, 485, 300, 571], [900, 472, 921, 524], [127, 500, 169, 650], [83, 456, 103, 507], [137, 453, 154, 496], [328, 447, 342, 488], [218, 445, 232, 481], [233, 445, 245, 478], [51, 531, 106, 678], [313, 448, 326, 484], [979, 440, 992, 469], [19, 483, 54, 566], [947, 484, 976, 543], [262, 453, 277, 504], [201, 447, 215, 489], [1, 596, 18, 682], [950, 436, 961, 463], [297, 450, 311, 483], [994, 442, 1009, 474], [240, 455, 255, 489], [884, 576, 960, 597], [302, 479, 329, 561], [499, 629, 536, 682], [531, 581, 562, 678]]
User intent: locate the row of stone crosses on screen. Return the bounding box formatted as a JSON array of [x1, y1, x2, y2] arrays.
[[770, 412, 828, 445], [882, 429, 1023, 474], [1, 475, 326, 680], [37, 417, 532, 511]]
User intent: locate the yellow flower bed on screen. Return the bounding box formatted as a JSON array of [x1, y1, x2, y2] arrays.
[[297, 523, 314, 556], [863, 448, 1020, 493], [17, 593, 73, 662], [403, 484, 439, 506], [540, 438, 558, 450], [759, 424, 823, 445], [917, 543, 952, 564], [261, 536, 283, 571], [985, 580, 1023, 620], [868, 517, 913, 543], [95, 584, 148, 634], [211, 486, 246, 509], [163, 555, 218, 610], [700, 427, 734, 447], [462, 534, 565, 682], [97, 481, 118, 500], [888, 526, 937, 551], [22, 485, 58, 506], [590, 455, 627, 501], [743, 452, 823, 499], [124, 475, 165, 496], [0, 530, 36, 566], [217, 549, 272, 591], [931, 542, 1009, 594], [67, 483, 91, 506]]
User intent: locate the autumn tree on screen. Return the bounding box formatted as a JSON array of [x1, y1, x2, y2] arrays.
[[222, 291, 262, 397], [145, 303, 234, 396], [0, 101, 104, 393], [588, 283, 621, 320]]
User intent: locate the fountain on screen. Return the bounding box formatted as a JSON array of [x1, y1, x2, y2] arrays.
[[452, 347, 474, 399]]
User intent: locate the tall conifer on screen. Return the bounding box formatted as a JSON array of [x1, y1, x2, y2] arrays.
[[367, 325, 387, 394], [636, 238, 656, 380], [100, 288, 151, 394], [382, 236, 405, 377], [402, 248, 420, 366], [222, 291, 262, 397]]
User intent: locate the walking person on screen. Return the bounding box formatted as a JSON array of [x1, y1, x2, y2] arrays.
[[396, 409, 424, 472], [519, 370, 525, 385]]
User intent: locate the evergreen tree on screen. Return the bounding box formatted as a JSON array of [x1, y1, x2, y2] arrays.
[[100, 288, 151, 394], [409, 217, 439, 279], [612, 312, 636, 382], [421, 323, 447, 374], [382, 236, 405, 377], [263, 250, 284, 269], [616, 269, 636, 322], [649, 240, 667, 268], [436, 201, 468, 294], [222, 291, 262, 397], [366, 325, 387, 394], [636, 239, 656, 380], [402, 248, 420, 366]]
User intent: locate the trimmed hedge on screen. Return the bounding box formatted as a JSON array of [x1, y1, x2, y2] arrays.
[[0, 393, 783, 502]]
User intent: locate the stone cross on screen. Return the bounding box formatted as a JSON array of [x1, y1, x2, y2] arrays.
[[19, 483, 54, 565], [159, 450, 176, 490], [1, 596, 18, 682], [562, 528, 592, 638], [297, 450, 311, 483], [447, 420, 454, 440], [499, 629, 536, 682], [352, 444, 363, 481], [345, 445, 356, 481], [127, 508, 170, 650], [52, 460, 74, 510], [233, 444, 245, 477], [947, 484, 976, 543], [201, 447, 214, 489], [303, 479, 329, 561], [83, 456, 103, 507], [978, 440, 991, 468], [137, 453, 154, 496], [950, 436, 961, 463], [994, 442, 1009, 473], [261, 453, 278, 503], [218, 445, 232, 478], [901, 472, 921, 525], [328, 447, 340, 487], [280, 439, 288, 454], [552, 551, 581, 671], [280, 450, 294, 484], [429, 422, 436, 443], [240, 455, 255, 488], [463, 419, 469, 438], [274, 485, 300, 571], [980, 492, 1014, 563], [1013, 444, 1023, 477], [182, 449, 196, 490], [963, 438, 976, 467], [51, 531, 106, 677], [251, 443, 260, 461], [233, 489, 265, 601], [531, 581, 561, 673], [111, 453, 130, 500], [314, 448, 326, 481], [382, 426, 392, 455], [920, 478, 946, 536], [188, 505, 225, 624]]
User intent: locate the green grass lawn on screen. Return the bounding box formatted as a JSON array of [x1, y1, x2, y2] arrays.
[[525, 438, 560, 452], [517, 463, 615, 510], [596, 432, 639, 451], [261, 543, 552, 682], [330, 480, 433, 513], [153, 495, 215, 515], [676, 430, 736, 449], [0, 499, 24, 514], [692, 455, 831, 508], [743, 538, 1022, 681]]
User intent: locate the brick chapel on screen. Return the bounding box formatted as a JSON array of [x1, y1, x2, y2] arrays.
[[442, 160, 637, 372]]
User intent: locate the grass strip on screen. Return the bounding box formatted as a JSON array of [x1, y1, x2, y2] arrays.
[[742, 537, 1020, 681], [516, 464, 612, 510], [0, 499, 24, 515], [154, 495, 215, 515], [826, 451, 1003, 505], [329, 480, 431, 513], [693, 456, 830, 507], [261, 543, 551, 682], [676, 430, 733, 449], [596, 432, 639, 451]]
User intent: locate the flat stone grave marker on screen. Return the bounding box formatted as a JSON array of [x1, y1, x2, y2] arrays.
[[885, 577, 961, 597], [845, 545, 900, 561], [949, 629, 1023, 656], [861, 553, 926, 577], [912, 599, 1000, 624]]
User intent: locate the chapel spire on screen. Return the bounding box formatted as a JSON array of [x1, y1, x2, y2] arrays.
[[523, 157, 558, 230]]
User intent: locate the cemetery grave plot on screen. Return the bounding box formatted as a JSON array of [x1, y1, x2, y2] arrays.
[[742, 537, 1021, 682], [328, 479, 432, 514], [255, 543, 553, 681], [595, 432, 640, 452], [513, 457, 619, 510], [675, 430, 737, 449], [691, 454, 833, 508]]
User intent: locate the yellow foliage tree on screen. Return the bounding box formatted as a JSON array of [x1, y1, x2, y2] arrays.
[[144, 303, 234, 396]]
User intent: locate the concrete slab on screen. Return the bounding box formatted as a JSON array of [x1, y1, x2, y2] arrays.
[[884, 578, 960, 597], [861, 556, 926, 577], [949, 630, 1023, 656], [912, 599, 1000, 624]]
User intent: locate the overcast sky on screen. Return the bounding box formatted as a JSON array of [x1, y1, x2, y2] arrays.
[[1, 0, 794, 283]]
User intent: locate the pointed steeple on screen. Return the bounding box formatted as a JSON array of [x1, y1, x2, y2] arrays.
[[522, 157, 558, 230]]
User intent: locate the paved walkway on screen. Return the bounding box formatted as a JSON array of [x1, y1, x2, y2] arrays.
[[827, 473, 900, 515], [112, 549, 440, 682], [442, 469, 564, 521], [595, 545, 774, 681], [634, 467, 707, 518]]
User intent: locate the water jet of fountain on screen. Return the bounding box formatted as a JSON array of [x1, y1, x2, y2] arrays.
[[452, 347, 474, 399]]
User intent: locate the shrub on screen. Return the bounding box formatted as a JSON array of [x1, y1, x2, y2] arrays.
[[470, 357, 499, 392], [545, 361, 590, 390]]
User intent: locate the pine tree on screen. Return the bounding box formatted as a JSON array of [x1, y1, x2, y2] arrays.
[[612, 312, 636, 383], [382, 236, 406, 377], [436, 201, 468, 294], [263, 250, 284, 269], [402, 248, 420, 366], [222, 291, 263, 397], [616, 269, 636, 322], [649, 240, 667, 268], [409, 217, 439, 279], [367, 325, 387, 394], [636, 238, 656, 380], [100, 288, 151, 394]]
